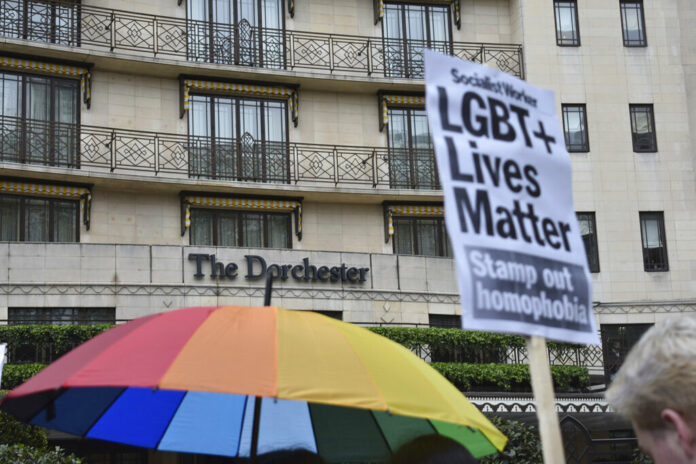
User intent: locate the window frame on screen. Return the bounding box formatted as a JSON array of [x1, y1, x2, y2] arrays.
[[185, 0, 286, 68], [0, 0, 81, 46], [189, 207, 292, 248], [429, 314, 461, 328], [8, 307, 115, 325], [187, 92, 290, 182], [629, 104, 657, 153], [576, 212, 599, 273], [0, 193, 80, 242], [381, 2, 454, 78], [553, 0, 580, 46], [392, 215, 451, 257], [0, 70, 81, 167], [620, 0, 647, 47], [639, 211, 668, 272], [562, 104, 589, 152], [385, 105, 439, 190]]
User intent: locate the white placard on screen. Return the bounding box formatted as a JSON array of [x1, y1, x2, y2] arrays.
[[425, 50, 598, 345]]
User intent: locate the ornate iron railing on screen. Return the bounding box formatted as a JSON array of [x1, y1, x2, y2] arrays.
[[0, 115, 80, 168], [0, 0, 525, 79], [411, 343, 604, 368], [0, 116, 440, 189]]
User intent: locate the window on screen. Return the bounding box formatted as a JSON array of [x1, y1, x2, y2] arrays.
[[190, 208, 291, 248], [0, 193, 79, 242], [0, 71, 80, 167], [382, 3, 451, 78], [313, 310, 343, 320], [629, 104, 657, 152], [8, 307, 115, 325], [188, 94, 288, 182], [0, 0, 79, 45], [429, 314, 461, 328], [601, 323, 652, 384], [577, 212, 599, 273], [620, 1, 646, 46], [562, 104, 589, 152], [639, 212, 668, 271], [393, 216, 451, 257], [553, 1, 580, 46], [387, 107, 438, 189], [187, 0, 284, 68]]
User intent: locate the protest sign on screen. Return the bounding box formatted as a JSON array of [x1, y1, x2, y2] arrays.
[[425, 50, 599, 346]]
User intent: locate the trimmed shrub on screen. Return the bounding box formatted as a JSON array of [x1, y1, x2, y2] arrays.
[[480, 416, 542, 464]]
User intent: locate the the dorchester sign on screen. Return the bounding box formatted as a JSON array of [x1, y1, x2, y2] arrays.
[[189, 254, 370, 284]]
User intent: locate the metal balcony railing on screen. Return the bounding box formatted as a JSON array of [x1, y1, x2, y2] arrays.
[[0, 115, 441, 190], [0, 0, 525, 79]]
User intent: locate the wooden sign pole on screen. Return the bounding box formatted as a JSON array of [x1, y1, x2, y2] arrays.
[[527, 335, 565, 463]]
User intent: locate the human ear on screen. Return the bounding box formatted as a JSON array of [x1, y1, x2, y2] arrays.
[[661, 409, 696, 458]]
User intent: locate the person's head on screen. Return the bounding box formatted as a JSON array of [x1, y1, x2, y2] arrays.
[[255, 449, 325, 464], [605, 315, 696, 464], [389, 434, 477, 464]]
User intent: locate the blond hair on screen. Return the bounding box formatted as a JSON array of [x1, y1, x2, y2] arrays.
[[605, 315, 696, 429]]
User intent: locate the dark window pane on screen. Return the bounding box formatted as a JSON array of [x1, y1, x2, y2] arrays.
[[554, 1, 580, 46], [0, 195, 19, 240], [620, 1, 646, 46], [313, 310, 343, 320], [241, 212, 263, 247], [576, 212, 599, 273], [267, 214, 289, 248], [601, 324, 652, 384], [429, 314, 461, 328], [190, 209, 214, 246], [629, 104, 657, 152], [393, 218, 414, 255], [216, 213, 237, 247], [640, 212, 668, 271], [53, 200, 78, 242], [562, 104, 589, 152], [24, 198, 49, 242]]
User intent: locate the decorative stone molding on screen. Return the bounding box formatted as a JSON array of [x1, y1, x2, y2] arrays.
[[468, 394, 611, 414], [0, 283, 460, 304]]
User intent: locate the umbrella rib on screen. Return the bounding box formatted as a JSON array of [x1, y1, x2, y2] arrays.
[[78, 387, 128, 438], [331, 324, 389, 411], [22, 387, 68, 426], [153, 390, 188, 451], [369, 410, 394, 454]]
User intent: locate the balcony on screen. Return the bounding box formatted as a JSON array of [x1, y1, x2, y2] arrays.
[[0, 0, 525, 80], [0, 115, 440, 190]]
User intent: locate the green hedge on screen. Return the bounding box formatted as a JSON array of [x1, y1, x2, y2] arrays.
[[480, 416, 542, 464], [1, 362, 589, 393], [2, 364, 46, 390], [0, 324, 112, 353], [431, 363, 589, 392], [368, 327, 585, 363], [0, 445, 83, 464]]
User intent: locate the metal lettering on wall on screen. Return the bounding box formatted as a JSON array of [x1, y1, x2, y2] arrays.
[[189, 254, 370, 284]]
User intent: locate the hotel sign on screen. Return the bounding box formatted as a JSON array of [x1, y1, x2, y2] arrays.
[[189, 254, 370, 284]]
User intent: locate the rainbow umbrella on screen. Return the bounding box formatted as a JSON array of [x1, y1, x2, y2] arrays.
[[0, 306, 506, 462]]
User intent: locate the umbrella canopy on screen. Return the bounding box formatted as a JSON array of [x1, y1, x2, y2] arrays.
[[1, 306, 506, 462]]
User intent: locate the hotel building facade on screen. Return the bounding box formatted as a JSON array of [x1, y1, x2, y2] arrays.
[[0, 0, 695, 461]]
